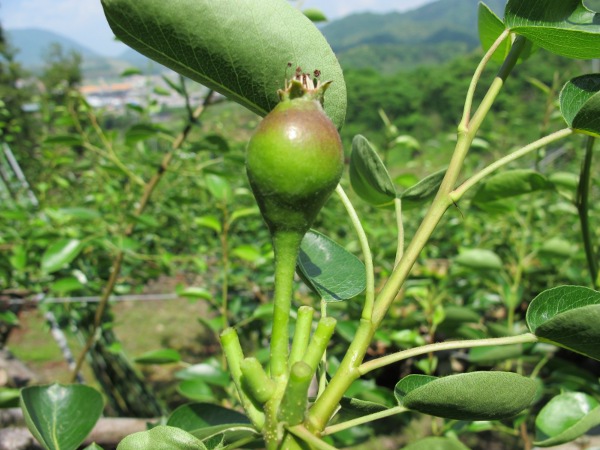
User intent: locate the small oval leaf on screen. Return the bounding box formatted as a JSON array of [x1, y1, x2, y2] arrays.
[[117, 425, 207, 450], [401, 169, 446, 210], [135, 349, 181, 365], [297, 230, 366, 302], [527, 286, 600, 360], [560, 74, 600, 137], [535, 392, 600, 447], [349, 135, 397, 208], [395, 372, 536, 421], [21, 384, 104, 450], [41, 239, 84, 273], [454, 248, 503, 271], [101, 0, 346, 128]]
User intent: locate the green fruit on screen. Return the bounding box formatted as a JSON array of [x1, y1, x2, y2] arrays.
[[246, 73, 344, 235]]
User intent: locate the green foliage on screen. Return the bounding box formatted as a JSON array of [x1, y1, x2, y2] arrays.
[[20, 384, 104, 450], [395, 372, 537, 421], [297, 230, 366, 302]]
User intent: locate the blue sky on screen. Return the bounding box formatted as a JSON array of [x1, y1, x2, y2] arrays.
[[1, 0, 435, 56]]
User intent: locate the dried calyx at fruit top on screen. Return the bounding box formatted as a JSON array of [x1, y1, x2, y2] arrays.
[[277, 66, 332, 105]]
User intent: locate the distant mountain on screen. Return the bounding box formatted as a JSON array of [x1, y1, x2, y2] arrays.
[[5, 28, 161, 79], [321, 0, 508, 72], [6, 28, 101, 67]]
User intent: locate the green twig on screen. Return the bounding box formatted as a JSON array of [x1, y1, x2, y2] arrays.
[[460, 29, 511, 130], [323, 405, 408, 436], [335, 184, 375, 320], [576, 135, 598, 289], [450, 128, 574, 202], [358, 333, 538, 375], [394, 197, 404, 267], [286, 425, 339, 450]]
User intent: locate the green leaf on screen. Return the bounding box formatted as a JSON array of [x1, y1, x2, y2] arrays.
[[0, 387, 21, 407], [20, 384, 103, 450], [526, 286, 600, 361], [560, 74, 600, 137], [471, 169, 554, 212], [535, 392, 600, 447], [402, 437, 470, 450], [175, 363, 231, 387], [297, 230, 366, 302], [50, 276, 85, 294], [9, 244, 27, 270], [44, 135, 83, 146], [478, 3, 512, 63], [505, 0, 600, 59], [178, 287, 213, 302], [41, 239, 84, 273], [395, 372, 536, 420], [135, 349, 182, 365], [125, 123, 165, 145], [177, 380, 214, 402], [205, 174, 232, 204], [349, 135, 396, 208], [100, 0, 346, 128], [117, 425, 207, 450], [478, 3, 535, 64], [167, 403, 255, 443], [303, 8, 328, 23], [121, 67, 143, 77], [539, 238, 576, 258], [454, 248, 503, 271], [83, 444, 104, 450], [195, 216, 222, 234], [401, 169, 446, 210]]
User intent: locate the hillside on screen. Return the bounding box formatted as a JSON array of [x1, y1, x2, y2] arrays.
[[5, 28, 160, 79], [322, 0, 508, 72]]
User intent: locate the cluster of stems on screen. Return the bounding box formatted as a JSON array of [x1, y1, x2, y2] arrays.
[[221, 30, 592, 449]]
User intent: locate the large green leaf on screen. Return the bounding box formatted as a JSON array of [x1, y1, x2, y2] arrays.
[[526, 286, 600, 361], [297, 230, 366, 302], [20, 384, 103, 450], [100, 0, 346, 128], [117, 425, 207, 450], [41, 239, 84, 273], [505, 0, 600, 59], [402, 437, 470, 450], [560, 74, 600, 137], [167, 403, 256, 443], [395, 372, 536, 420], [535, 392, 600, 447], [349, 135, 396, 208]]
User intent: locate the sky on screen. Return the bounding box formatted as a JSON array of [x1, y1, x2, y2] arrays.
[[1, 0, 435, 57]]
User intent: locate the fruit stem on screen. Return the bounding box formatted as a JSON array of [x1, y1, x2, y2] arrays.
[[289, 306, 315, 368], [270, 230, 304, 380]]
